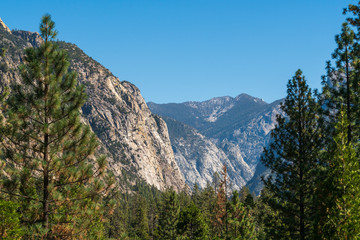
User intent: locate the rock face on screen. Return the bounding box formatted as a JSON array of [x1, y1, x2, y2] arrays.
[[163, 116, 249, 189], [0, 20, 186, 192], [12, 30, 43, 47], [0, 18, 11, 33], [148, 95, 282, 191]]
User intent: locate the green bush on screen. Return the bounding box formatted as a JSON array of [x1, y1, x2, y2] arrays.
[[0, 200, 23, 239]]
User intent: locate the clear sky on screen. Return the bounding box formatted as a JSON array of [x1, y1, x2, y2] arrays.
[[0, 0, 355, 103]]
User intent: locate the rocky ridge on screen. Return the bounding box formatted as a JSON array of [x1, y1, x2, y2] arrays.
[[163, 116, 250, 189], [0, 19, 186, 192], [149, 96, 282, 191]]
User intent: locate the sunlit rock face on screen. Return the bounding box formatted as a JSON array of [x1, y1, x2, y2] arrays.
[[0, 21, 187, 192]]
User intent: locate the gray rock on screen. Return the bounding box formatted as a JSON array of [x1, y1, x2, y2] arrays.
[[149, 96, 283, 192]]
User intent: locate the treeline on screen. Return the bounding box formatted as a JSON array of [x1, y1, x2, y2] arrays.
[[105, 166, 260, 240]]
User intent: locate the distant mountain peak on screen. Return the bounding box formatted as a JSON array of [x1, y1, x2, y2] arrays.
[[0, 17, 11, 33], [235, 93, 266, 104]]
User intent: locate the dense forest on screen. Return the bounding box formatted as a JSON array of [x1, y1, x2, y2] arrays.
[[1, 2, 360, 239]]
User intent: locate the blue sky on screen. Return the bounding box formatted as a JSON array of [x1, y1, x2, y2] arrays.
[[0, 0, 355, 103]]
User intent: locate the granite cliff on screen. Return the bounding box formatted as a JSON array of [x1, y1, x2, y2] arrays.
[[0, 18, 186, 192]]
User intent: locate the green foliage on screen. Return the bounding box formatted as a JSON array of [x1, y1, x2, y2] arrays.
[[0, 47, 6, 57], [0, 200, 23, 239], [315, 4, 360, 238], [227, 191, 257, 240], [156, 189, 180, 240], [239, 186, 254, 208], [177, 201, 208, 239], [130, 195, 150, 240], [322, 111, 360, 238], [255, 188, 289, 240], [195, 182, 217, 231]]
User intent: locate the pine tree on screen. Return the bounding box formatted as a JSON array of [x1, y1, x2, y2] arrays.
[[226, 190, 257, 240], [156, 189, 180, 240], [255, 188, 289, 240], [192, 183, 201, 206], [322, 110, 360, 238], [316, 7, 360, 235], [130, 194, 150, 240], [104, 192, 128, 239], [147, 192, 159, 240], [321, 22, 359, 144], [196, 182, 216, 235], [239, 186, 254, 208], [0, 15, 114, 239], [177, 201, 208, 240], [261, 70, 323, 239], [214, 164, 229, 238]]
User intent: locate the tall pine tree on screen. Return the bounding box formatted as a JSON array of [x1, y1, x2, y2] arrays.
[[316, 6, 360, 235], [156, 189, 180, 240], [0, 15, 114, 239], [323, 110, 360, 238], [130, 194, 150, 240], [261, 70, 323, 239], [321, 22, 359, 145], [226, 190, 256, 240]]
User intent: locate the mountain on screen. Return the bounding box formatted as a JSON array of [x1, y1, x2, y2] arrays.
[[148, 95, 282, 191], [163, 116, 249, 189], [0, 18, 186, 192]]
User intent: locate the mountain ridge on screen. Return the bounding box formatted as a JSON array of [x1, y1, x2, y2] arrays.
[[0, 19, 187, 192], [148, 95, 283, 191]]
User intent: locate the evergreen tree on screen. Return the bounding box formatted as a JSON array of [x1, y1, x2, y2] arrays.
[[255, 188, 289, 240], [156, 189, 180, 240], [191, 183, 201, 206], [226, 190, 257, 240], [261, 70, 323, 239], [323, 111, 360, 238], [316, 6, 360, 235], [321, 22, 359, 145], [177, 201, 208, 240], [130, 194, 150, 240], [0, 15, 114, 239], [239, 186, 254, 208], [104, 193, 129, 239], [196, 182, 216, 235], [214, 164, 229, 238], [148, 192, 159, 240]]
